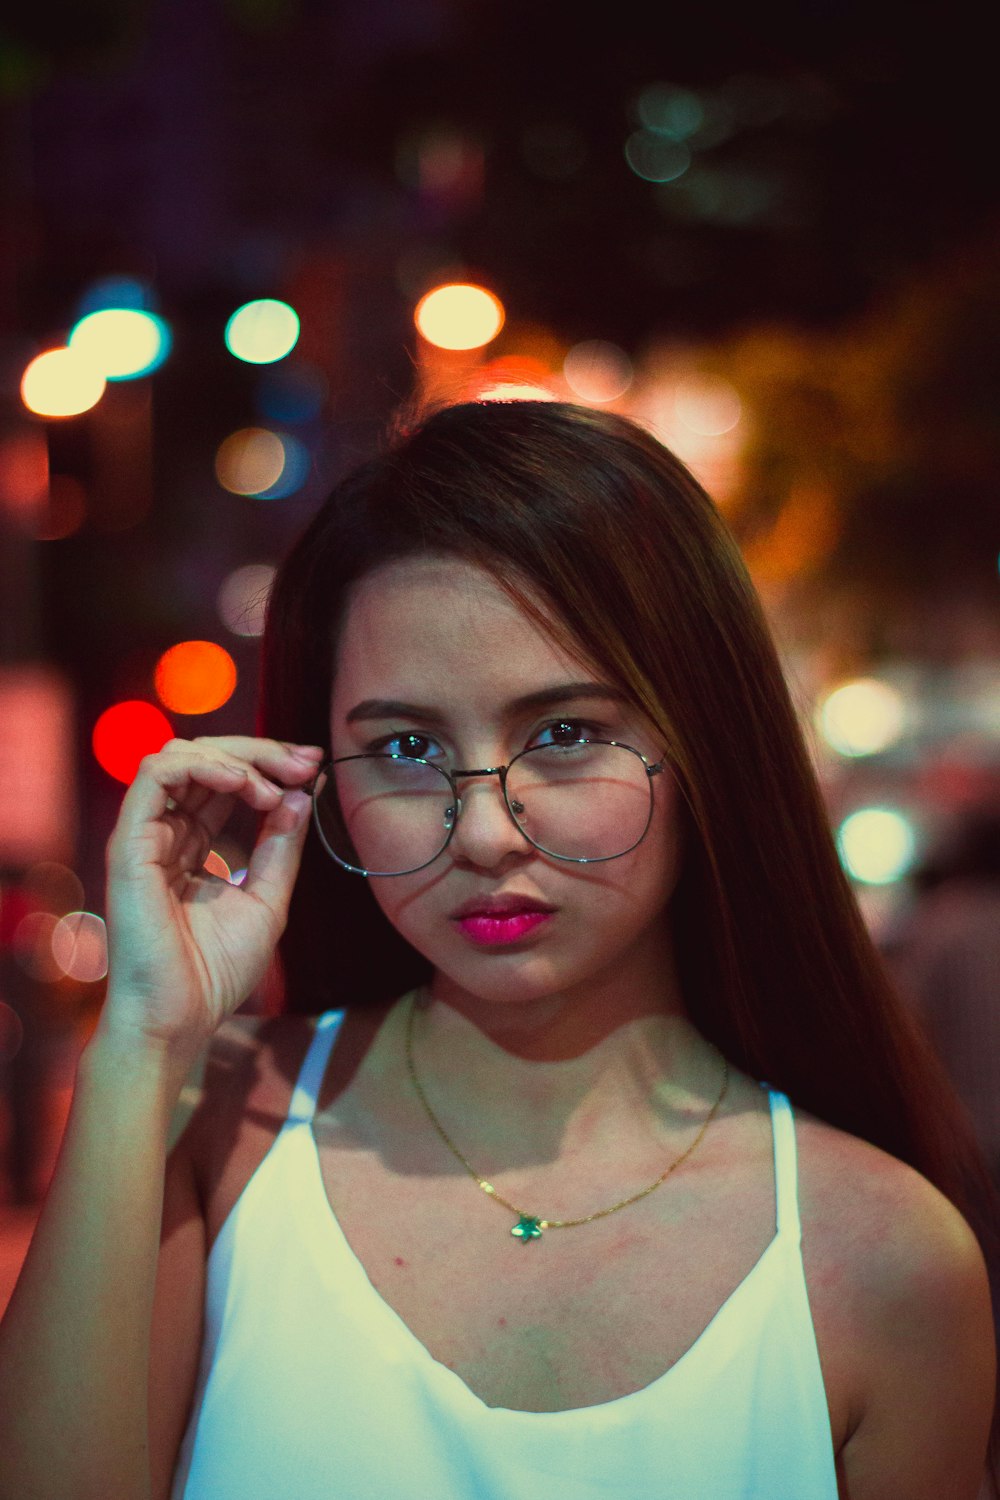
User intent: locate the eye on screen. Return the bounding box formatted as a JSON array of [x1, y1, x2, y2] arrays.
[[530, 718, 604, 748], [366, 731, 444, 761]]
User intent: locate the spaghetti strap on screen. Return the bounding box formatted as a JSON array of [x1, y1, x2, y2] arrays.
[[286, 1011, 346, 1124], [768, 1089, 802, 1242]]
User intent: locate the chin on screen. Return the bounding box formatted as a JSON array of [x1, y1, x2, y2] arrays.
[[430, 950, 591, 1007]]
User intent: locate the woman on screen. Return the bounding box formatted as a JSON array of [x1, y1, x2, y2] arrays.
[[0, 399, 994, 1499]]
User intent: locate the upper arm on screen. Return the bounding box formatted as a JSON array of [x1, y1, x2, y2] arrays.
[[147, 1015, 267, 1500], [837, 1172, 996, 1500]]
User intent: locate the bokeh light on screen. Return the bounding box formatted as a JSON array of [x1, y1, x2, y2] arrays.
[[836, 807, 917, 885], [673, 374, 742, 435], [76, 275, 152, 317], [203, 850, 232, 881], [11, 911, 63, 981], [257, 433, 311, 498], [24, 861, 85, 916], [154, 641, 237, 715], [0, 429, 48, 521], [51, 911, 109, 982], [817, 679, 908, 758], [414, 283, 505, 350], [624, 132, 691, 183], [69, 308, 171, 380], [215, 428, 286, 495], [30, 476, 87, 542], [636, 83, 704, 140], [21, 348, 106, 418], [563, 341, 634, 403], [225, 299, 300, 364], [92, 700, 174, 784], [217, 563, 275, 638]]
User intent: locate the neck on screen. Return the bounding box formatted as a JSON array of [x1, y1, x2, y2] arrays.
[[405, 961, 723, 1166]]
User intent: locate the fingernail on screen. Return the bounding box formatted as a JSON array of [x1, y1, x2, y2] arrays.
[[282, 789, 311, 816], [292, 745, 325, 760]]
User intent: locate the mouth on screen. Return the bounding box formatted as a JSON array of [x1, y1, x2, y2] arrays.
[[448, 893, 556, 921], [451, 907, 555, 947]]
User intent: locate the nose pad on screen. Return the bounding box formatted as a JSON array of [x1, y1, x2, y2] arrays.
[[445, 779, 529, 864], [509, 797, 526, 819]]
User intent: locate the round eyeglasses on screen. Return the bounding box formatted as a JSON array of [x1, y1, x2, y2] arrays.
[[309, 738, 668, 877]]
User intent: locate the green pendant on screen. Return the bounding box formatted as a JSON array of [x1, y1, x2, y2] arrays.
[[511, 1214, 544, 1243]]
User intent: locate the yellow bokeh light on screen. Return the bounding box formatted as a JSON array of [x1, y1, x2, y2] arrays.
[[21, 348, 106, 418], [836, 807, 916, 886], [415, 283, 505, 350], [215, 428, 286, 495], [225, 299, 300, 364], [68, 309, 170, 380], [154, 640, 238, 715], [817, 678, 908, 758]]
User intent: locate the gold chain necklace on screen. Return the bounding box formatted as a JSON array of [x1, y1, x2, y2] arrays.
[[404, 988, 730, 1243]]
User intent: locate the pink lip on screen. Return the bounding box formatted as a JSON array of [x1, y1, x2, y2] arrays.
[[455, 911, 554, 946]]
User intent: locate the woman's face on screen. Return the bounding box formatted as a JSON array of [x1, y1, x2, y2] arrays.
[[328, 554, 684, 1011]]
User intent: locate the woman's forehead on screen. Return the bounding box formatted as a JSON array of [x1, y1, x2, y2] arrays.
[[336, 557, 587, 673], [330, 556, 619, 718]]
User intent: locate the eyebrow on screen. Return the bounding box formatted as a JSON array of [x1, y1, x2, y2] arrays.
[[344, 682, 629, 727]]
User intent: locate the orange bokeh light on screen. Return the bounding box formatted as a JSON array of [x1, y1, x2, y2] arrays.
[[92, 700, 174, 784], [414, 283, 505, 350], [154, 640, 237, 715]]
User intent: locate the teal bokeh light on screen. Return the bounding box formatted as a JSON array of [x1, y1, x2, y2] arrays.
[[259, 434, 312, 498], [75, 276, 153, 317], [225, 299, 300, 365]]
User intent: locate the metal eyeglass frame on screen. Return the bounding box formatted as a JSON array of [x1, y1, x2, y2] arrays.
[[308, 738, 669, 877]]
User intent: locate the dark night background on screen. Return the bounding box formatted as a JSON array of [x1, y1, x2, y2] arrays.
[[0, 0, 999, 1210]]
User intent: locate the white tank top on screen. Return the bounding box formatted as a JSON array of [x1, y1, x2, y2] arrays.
[[171, 1009, 839, 1499]]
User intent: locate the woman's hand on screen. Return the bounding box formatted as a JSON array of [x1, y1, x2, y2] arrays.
[[99, 735, 323, 1058]]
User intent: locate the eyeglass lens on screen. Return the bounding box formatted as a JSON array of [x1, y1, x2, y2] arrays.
[[312, 741, 653, 875]]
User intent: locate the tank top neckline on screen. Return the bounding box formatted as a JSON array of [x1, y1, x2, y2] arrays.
[[273, 1002, 801, 1422]]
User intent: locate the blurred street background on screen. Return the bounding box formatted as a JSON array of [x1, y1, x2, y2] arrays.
[[1, 0, 999, 1320]]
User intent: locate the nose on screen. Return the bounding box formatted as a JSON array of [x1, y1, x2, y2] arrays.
[[445, 772, 530, 870]]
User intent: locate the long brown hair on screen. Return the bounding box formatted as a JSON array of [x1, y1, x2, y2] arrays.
[[258, 399, 997, 1460]]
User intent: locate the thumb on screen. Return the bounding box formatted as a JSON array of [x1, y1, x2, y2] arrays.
[[240, 788, 312, 927]]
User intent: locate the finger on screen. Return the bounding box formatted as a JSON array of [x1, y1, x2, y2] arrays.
[[159, 744, 322, 812], [161, 760, 282, 816], [109, 746, 321, 868], [240, 788, 312, 928], [168, 737, 327, 782], [152, 807, 213, 881], [110, 758, 252, 869]]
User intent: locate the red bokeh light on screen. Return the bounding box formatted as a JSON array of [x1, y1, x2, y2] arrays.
[[91, 700, 174, 784]]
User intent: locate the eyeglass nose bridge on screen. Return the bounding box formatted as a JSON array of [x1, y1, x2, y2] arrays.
[[444, 763, 527, 824]]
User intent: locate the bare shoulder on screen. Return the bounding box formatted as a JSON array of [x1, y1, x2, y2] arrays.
[[793, 1106, 990, 1308], [793, 1108, 995, 1499]]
